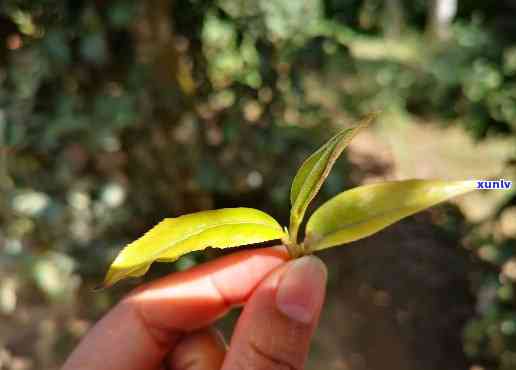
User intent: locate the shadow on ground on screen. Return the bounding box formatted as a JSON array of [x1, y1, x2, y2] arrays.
[[309, 214, 480, 370]]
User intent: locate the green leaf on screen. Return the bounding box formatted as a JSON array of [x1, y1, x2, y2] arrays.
[[304, 179, 476, 251], [102, 207, 286, 287], [289, 113, 376, 243]]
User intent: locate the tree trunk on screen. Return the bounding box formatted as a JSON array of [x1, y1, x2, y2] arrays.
[[383, 0, 404, 39], [427, 0, 458, 41]]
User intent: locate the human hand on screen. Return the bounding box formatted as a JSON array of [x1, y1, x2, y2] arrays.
[[62, 246, 327, 370]]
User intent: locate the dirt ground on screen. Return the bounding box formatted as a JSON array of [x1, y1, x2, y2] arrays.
[[308, 215, 479, 370]]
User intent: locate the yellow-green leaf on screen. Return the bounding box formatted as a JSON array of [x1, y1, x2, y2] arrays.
[[289, 113, 376, 242], [103, 207, 286, 287], [305, 179, 476, 251]]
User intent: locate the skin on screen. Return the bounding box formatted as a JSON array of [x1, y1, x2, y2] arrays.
[[62, 246, 327, 370]]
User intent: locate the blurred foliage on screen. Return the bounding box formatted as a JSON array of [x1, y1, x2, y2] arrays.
[[0, 0, 515, 369], [463, 200, 516, 370]]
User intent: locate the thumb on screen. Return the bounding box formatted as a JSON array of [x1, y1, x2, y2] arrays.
[[221, 255, 327, 370]]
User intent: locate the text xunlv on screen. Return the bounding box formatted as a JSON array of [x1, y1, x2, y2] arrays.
[[476, 179, 512, 189]]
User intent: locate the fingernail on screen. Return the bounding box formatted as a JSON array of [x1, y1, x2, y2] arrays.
[[276, 256, 327, 324]]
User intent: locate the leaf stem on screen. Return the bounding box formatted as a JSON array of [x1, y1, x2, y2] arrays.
[[289, 214, 300, 245], [281, 232, 301, 258]]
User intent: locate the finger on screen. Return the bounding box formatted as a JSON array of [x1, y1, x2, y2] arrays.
[[62, 246, 288, 370], [167, 327, 226, 370], [222, 256, 327, 370]]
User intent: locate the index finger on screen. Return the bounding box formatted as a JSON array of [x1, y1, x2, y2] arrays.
[[62, 246, 288, 370]]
